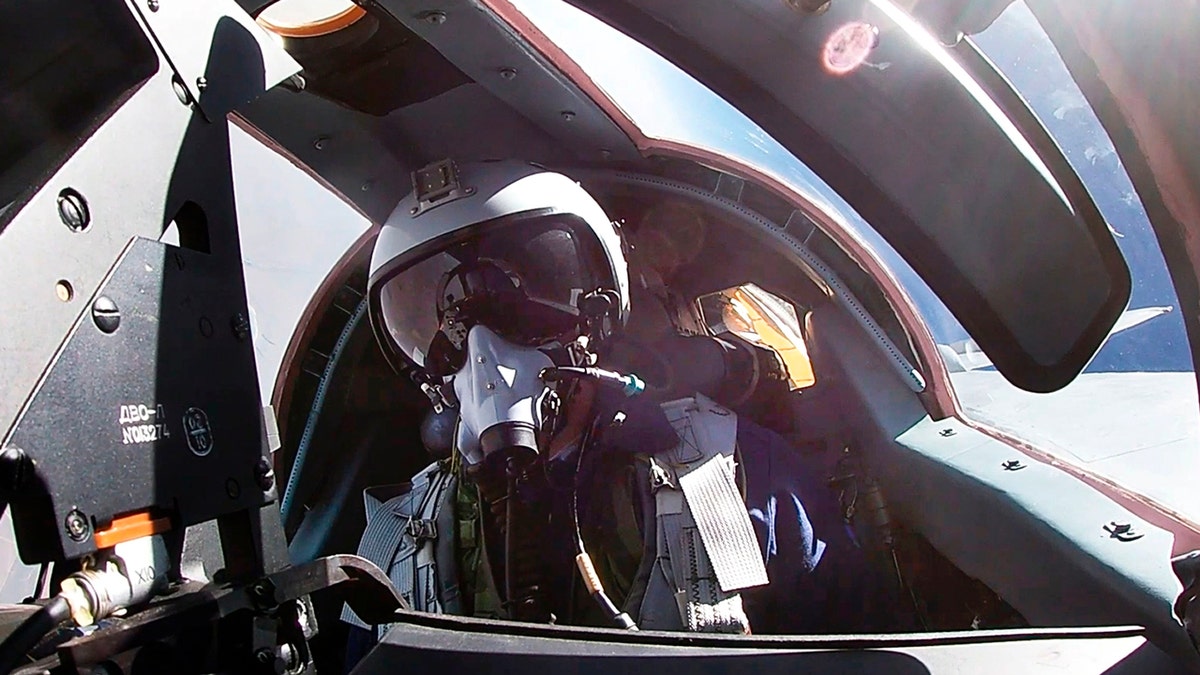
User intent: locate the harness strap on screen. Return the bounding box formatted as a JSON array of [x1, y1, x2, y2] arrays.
[[640, 395, 767, 633]]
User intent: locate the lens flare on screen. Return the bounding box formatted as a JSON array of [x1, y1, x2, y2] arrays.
[[822, 21, 879, 75]]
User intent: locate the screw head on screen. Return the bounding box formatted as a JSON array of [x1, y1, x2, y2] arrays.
[[65, 509, 90, 542], [312, 135, 330, 151], [147, 0, 159, 11], [499, 67, 518, 80], [92, 296, 121, 333], [195, 76, 208, 92], [423, 10, 447, 24], [57, 188, 90, 232], [225, 478, 241, 499], [560, 110, 576, 121]]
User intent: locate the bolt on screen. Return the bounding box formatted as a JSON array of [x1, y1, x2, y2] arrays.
[[57, 188, 90, 232], [499, 67, 517, 80], [195, 76, 208, 92], [422, 10, 447, 24], [92, 296, 121, 334], [199, 316, 214, 338], [312, 135, 330, 151], [225, 478, 241, 499], [485, 382, 495, 390], [560, 110, 576, 121], [254, 457, 275, 491], [65, 509, 90, 542], [147, 0, 159, 11], [230, 313, 250, 341], [171, 76, 192, 105]]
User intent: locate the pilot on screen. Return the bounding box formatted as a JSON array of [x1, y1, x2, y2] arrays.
[[342, 160, 877, 664]]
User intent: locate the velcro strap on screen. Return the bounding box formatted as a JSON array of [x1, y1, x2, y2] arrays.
[[683, 595, 751, 634], [678, 454, 768, 592]]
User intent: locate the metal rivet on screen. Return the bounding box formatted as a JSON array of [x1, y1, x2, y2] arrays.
[[422, 10, 447, 24], [231, 313, 250, 341], [226, 478, 241, 499], [361, 180, 373, 192], [313, 136, 330, 151], [57, 188, 90, 232], [485, 382, 496, 390], [561, 110, 576, 121], [65, 509, 90, 542], [476, 355, 486, 364], [172, 76, 192, 105], [199, 316, 214, 338], [195, 76, 208, 92], [92, 296, 120, 333], [499, 67, 518, 80], [409, 207, 419, 215], [147, 0, 159, 11], [56, 280, 75, 303]]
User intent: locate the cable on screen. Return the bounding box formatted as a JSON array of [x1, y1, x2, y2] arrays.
[[0, 595, 70, 674], [281, 298, 368, 524], [570, 415, 637, 630], [540, 366, 645, 398]]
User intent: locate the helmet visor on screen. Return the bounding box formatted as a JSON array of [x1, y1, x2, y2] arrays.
[[374, 213, 610, 376]]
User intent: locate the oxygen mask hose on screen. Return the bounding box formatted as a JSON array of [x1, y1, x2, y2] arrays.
[[540, 366, 645, 398], [472, 447, 550, 623]]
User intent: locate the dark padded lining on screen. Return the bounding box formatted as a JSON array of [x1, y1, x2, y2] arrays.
[[805, 303, 1193, 660]]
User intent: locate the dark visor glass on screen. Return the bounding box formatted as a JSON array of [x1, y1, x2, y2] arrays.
[[376, 214, 607, 376]]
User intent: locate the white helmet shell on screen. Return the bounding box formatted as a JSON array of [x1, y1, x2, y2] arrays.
[[368, 160, 629, 374]]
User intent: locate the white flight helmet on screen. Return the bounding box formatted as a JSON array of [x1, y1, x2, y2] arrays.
[[367, 159, 630, 381]]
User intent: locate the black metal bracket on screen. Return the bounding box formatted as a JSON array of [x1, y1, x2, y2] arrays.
[[53, 555, 406, 670]]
